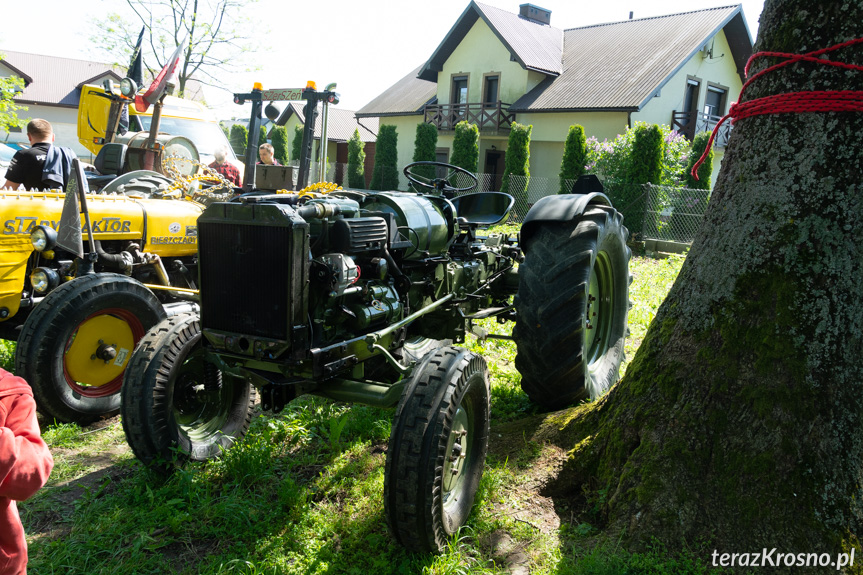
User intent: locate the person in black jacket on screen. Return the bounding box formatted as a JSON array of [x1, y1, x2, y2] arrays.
[[2, 119, 76, 191]]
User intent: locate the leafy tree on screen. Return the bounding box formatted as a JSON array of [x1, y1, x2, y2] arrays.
[[291, 124, 304, 164], [501, 122, 531, 208], [559, 124, 587, 194], [0, 58, 27, 133], [271, 126, 289, 166], [229, 124, 248, 157], [684, 131, 714, 189], [370, 125, 398, 191], [449, 121, 479, 172], [220, 122, 230, 140], [542, 0, 863, 554], [347, 128, 366, 188], [411, 123, 438, 181], [89, 0, 258, 98]]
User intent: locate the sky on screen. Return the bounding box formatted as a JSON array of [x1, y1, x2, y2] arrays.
[[0, 0, 765, 117]]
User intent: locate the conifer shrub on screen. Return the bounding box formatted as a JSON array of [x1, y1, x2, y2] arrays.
[[559, 124, 587, 194], [271, 126, 289, 166], [450, 121, 479, 173], [411, 123, 438, 180], [230, 124, 248, 157], [291, 124, 304, 164], [347, 128, 366, 188], [501, 122, 532, 210], [370, 125, 399, 191], [684, 131, 713, 190]]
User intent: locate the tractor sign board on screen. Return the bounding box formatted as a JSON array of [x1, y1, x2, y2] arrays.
[[259, 88, 305, 101]]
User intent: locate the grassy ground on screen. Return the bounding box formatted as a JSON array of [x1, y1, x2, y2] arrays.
[[15, 253, 702, 575]]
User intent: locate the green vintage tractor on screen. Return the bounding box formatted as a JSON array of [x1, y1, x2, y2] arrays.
[[120, 85, 631, 552]]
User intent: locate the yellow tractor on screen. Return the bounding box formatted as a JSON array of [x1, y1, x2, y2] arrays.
[[3, 63, 235, 424]]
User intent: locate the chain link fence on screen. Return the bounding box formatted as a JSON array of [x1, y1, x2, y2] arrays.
[[642, 184, 711, 244]]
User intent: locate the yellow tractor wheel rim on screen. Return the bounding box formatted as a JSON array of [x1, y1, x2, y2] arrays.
[[64, 311, 140, 392]]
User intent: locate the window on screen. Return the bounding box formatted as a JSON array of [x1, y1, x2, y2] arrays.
[[483, 74, 499, 108], [684, 78, 700, 120], [704, 84, 728, 118], [450, 74, 469, 126], [451, 75, 468, 106]]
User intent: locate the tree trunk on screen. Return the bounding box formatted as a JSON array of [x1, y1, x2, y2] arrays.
[[543, 0, 863, 559]]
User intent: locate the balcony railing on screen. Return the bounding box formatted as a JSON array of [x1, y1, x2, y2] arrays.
[[672, 110, 732, 147], [424, 101, 515, 133]]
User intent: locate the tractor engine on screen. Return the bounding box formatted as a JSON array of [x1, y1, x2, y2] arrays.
[[197, 191, 517, 385]]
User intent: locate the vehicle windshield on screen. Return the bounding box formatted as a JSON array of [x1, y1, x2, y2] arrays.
[[137, 117, 235, 160]]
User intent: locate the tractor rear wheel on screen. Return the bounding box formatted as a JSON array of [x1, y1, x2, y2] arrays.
[[121, 314, 256, 472], [514, 205, 631, 409], [14, 273, 166, 424], [384, 346, 490, 552]]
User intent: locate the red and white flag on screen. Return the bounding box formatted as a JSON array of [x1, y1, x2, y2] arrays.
[[135, 40, 185, 112]]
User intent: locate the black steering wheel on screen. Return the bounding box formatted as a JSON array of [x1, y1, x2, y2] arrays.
[[403, 161, 478, 195]]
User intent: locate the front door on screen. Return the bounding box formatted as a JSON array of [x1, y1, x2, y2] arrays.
[[484, 150, 505, 192]]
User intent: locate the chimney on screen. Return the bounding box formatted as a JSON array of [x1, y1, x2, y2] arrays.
[[629, 11, 634, 19], [519, 3, 551, 25]]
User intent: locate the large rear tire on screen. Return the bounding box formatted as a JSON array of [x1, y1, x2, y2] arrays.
[[514, 205, 631, 409], [14, 273, 166, 424], [121, 314, 256, 472], [384, 346, 490, 552]]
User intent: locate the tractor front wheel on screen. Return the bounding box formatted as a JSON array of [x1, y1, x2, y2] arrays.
[[15, 273, 166, 424], [384, 346, 490, 552], [121, 314, 256, 472]]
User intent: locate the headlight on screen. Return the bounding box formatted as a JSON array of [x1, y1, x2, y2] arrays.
[[31, 225, 57, 252], [120, 77, 138, 98], [30, 268, 60, 295]]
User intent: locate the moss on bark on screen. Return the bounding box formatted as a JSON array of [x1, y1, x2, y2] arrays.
[[530, 0, 863, 564]]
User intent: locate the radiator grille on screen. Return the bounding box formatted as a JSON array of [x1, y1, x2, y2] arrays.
[[199, 221, 292, 340]]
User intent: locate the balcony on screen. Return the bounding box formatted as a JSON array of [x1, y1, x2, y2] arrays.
[[672, 110, 732, 147], [424, 101, 516, 134]]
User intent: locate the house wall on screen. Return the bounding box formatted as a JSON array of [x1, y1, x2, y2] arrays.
[[633, 29, 742, 185], [379, 115, 425, 187], [368, 25, 741, 189], [437, 18, 534, 106], [0, 104, 89, 160], [634, 29, 742, 126]]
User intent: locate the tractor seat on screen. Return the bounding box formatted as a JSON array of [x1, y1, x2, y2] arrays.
[[88, 143, 128, 189], [450, 192, 514, 227]]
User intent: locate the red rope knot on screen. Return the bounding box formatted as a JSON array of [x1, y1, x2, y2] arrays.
[[690, 36, 863, 180]]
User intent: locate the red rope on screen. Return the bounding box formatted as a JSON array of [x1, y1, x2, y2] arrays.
[[690, 36, 863, 179]]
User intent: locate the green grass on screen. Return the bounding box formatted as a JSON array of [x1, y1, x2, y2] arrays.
[[0, 338, 14, 371], [19, 254, 690, 574]]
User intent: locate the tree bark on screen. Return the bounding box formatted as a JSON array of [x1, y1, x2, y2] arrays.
[[541, 0, 863, 559]]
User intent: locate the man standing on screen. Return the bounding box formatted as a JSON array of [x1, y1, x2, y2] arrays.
[[257, 143, 281, 166], [207, 146, 241, 186], [2, 119, 76, 191]]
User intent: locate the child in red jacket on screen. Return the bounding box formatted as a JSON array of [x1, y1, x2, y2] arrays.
[[0, 369, 53, 575]]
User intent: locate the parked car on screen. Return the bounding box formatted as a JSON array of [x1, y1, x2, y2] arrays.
[[0, 143, 16, 171]]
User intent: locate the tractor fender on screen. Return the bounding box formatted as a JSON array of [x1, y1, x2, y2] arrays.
[[520, 192, 611, 250]]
